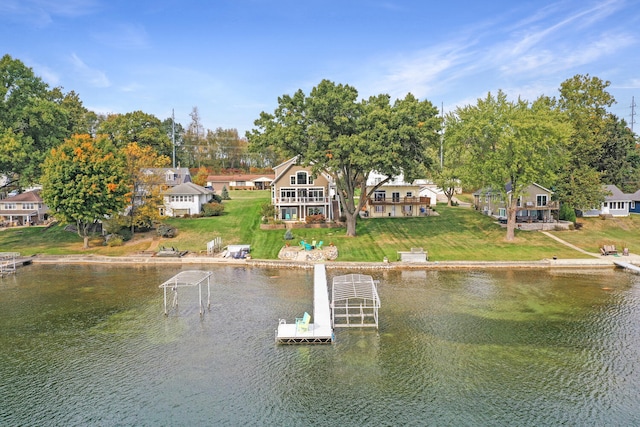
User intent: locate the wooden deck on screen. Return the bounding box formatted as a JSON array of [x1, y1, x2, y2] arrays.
[[276, 264, 334, 344]]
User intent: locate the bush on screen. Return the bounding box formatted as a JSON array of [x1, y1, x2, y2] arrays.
[[202, 202, 225, 217], [157, 224, 177, 238], [559, 203, 576, 223], [106, 235, 124, 247], [221, 186, 231, 200], [305, 214, 326, 224], [210, 194, 223, 203], [261, 203, 276, 219]]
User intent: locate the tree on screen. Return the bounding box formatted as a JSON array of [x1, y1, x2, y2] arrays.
[[122, 142, 170, 235], [0, 54, 72, 188], [597, 115, 638, 192], [97, 111, 173, 158], [41, 134, 128, 248], [445, 91, 571, 241], [221, 185, 230, 200], [248, 79, 440, 236], [555, 74, 615, 212]]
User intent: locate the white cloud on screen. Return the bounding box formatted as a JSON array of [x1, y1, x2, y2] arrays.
[[92, 23, 150, 50], [69, 53, 110, 87]]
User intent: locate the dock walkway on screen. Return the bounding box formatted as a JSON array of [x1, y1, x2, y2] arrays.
[[276, 264, 333, 344]]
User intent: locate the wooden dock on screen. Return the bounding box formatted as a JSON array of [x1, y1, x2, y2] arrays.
[[275, 264, 334, 344], [613, 260, 640, 274]]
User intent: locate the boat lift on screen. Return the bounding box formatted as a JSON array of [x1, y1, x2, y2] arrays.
[[159, 271, 213, 316]]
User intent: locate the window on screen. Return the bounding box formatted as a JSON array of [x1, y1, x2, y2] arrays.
[[307, 188, 324, 201], [23, 203, 35, 210], [290, 176, 296, 185], [498, 208, 506, 217], [296, 171, 307, 185], [374, 205, 384, 213], [536, 194, 548, 207], [406, 192, 413, 198], [392, 192, 400, 202], [280, 188, 296, 199], [374, 190, 386, 201], [171, 195, 193, 203], [3, 203, 16, 210], [632, 202, 636, 209], [308, 207, 324, 216]]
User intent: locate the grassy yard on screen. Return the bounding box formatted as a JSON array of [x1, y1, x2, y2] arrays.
[[0, 190, 636, 261]]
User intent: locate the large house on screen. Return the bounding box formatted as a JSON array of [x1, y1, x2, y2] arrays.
[[206, 174, 274, 193], [580, 185, 632, 217], [473, 183, 558, 223], [362, 172, 431, 218], [143, 167, 191, 188], [162, 182, 215, 217], [271, 157, 338, 222], [0, 190, 49, 226]]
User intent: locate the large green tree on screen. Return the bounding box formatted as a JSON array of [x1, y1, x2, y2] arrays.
[[247, 79, 440, 236], [0, 54, 71, 188], [446, 91, 571, 241], [41, 134, 128, 248], [97, 111, 172, 159], [555, 74, 615, 212]]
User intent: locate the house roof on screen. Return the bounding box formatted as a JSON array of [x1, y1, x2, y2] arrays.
[[473, 182, 553, 196], [143, 168, 191, 186], [165, 182, 214, 195], [2, 190, 44, 203], [206, 174, 274, 182], [604, 184, 630, 201]]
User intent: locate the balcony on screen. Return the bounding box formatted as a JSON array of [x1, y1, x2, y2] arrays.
[[368, 196, 430, 205], [275, 197, 330, 204]]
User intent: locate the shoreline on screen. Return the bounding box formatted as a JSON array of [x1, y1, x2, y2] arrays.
[[24, 253, 627, 271]]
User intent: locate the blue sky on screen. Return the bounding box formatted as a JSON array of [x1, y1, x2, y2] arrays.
[[2, 0, 639, 135]]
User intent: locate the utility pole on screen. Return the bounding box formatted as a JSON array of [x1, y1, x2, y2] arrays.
[[631, 96, 636, 134], [440, 102, 444, 168], [172, 108, 176, 168]]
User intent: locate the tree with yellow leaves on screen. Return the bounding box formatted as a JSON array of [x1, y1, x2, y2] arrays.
[[41, 134, 128, 248]]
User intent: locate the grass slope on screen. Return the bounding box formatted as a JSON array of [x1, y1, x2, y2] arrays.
[[1, 190, 634, 261]]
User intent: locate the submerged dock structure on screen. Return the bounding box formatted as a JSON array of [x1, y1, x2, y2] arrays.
[[276, 264, 334, 344], [0, 252, 20, 277], [159, 270, 213, 316]]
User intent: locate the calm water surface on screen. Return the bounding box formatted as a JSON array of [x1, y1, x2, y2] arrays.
[[1, 264, 640, 426]]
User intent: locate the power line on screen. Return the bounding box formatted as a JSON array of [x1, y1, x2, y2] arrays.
[[631, 96, 636, 134]]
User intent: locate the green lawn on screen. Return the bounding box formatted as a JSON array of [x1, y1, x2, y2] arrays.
[[0, 190, 634, 261]]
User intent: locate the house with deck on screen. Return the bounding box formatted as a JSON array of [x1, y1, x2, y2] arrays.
[[473, 183, 558, 223], [271, 157, 338, 222], [206, 174, 274, 193], [0, 190, 49, 226], [362, 172, 431, 218]]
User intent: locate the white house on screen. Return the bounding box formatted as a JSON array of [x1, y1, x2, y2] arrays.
[[162, 182, 215, 217], [580, 185, 631, 217]]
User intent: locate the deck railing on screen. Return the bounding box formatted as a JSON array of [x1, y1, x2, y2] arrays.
[[368, 196, 430, 205]]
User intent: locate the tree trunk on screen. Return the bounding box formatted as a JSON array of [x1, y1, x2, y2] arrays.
[[83, 235, 90, 249], [344, 211, 357, 237], [506, 204, 517, 241]]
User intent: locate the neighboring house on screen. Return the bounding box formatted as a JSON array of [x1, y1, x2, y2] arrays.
[[473, 183, 558, 222], [271, 157, 337, 221], [206, 174, 275, 193], [0, 190, 49, 226], [362, 172, 431, 218], [581, 185, 631, 217], [143, 167, 191, 188], [162, 182, 215, 217], [628, 189, 640, 214]]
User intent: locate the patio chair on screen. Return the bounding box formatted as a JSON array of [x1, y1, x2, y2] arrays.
[[295, 312, 311, 333], [316, 241, 323, 250], [311, 240, 317, 248], [304, 242, 313, 251]]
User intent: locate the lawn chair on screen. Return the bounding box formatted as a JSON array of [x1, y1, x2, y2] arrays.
[[311, 240, 317, 249], [295, 312, 311, 333], [316, 241, 323, 250], [304, 242, 313, 251]]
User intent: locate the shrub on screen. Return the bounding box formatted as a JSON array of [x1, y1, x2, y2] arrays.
[[559, 203, 576, 223], [157, 224, 177, 238], [261, 203, 276, 219], [305, 214, 326, 224], [221, 186, 231, 200], [106, 234, 123, 247], [202, 202, 225, 217], [210, 193, 223, 203]]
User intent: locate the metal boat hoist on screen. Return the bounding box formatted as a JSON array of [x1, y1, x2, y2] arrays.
[[0, 252, 19, 277], [159, 271, 213, 316], [332, 273, 380, 329]]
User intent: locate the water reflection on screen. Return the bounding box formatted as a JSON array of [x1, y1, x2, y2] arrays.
[[1, 265, 639, 425]]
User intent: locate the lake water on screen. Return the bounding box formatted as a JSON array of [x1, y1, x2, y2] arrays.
[[1, 264, 640, 426]]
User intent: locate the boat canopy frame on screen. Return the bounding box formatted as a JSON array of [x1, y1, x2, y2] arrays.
[[159, 270, 213, 316], [331, 273, 380, 329]]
